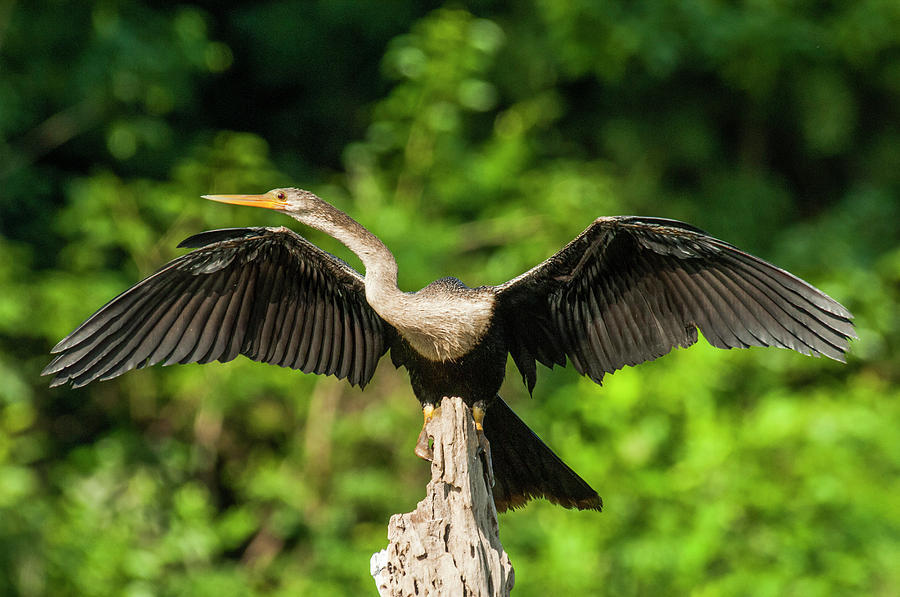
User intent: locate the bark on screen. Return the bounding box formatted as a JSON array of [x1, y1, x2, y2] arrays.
[[371, 397, 515, 596]]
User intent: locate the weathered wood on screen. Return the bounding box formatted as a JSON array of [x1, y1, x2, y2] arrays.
[[371, 397, 515, 596]]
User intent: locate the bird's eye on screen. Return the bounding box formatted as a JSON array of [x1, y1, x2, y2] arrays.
[[276, 191, 286, 201]]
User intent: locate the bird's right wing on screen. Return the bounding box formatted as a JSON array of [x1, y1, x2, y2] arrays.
[[44, 227, 390, 388], [494, 216, 856, 392]]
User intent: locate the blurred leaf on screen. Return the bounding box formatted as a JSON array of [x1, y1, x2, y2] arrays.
[[1, 1, 898, 596]]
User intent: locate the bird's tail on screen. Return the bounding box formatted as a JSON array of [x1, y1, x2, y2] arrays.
[[484, 395, 602, 513]]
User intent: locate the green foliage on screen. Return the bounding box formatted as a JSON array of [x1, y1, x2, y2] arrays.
[[1, 2, 898, 596]]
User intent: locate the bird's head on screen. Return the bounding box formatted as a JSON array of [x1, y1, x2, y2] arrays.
[[202, 187, 323, 217]]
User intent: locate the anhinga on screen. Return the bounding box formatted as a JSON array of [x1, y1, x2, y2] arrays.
[[44, 188, 856, 512]]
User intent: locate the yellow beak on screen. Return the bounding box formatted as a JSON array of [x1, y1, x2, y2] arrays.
[[201, 193, 287, 210]]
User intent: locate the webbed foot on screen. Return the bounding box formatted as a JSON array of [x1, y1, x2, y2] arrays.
[[414, 404, 440, 461], [473, 403, 494, 489]]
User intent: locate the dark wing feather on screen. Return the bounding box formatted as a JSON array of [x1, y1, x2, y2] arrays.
[[44, 226, 390, 388], [496, 216, 856, 390]]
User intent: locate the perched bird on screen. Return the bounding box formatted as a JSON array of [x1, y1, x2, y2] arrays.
[[44, 188, 856, 512]]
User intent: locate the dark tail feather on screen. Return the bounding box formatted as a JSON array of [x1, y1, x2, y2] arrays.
[[484, 395, 602, 513]]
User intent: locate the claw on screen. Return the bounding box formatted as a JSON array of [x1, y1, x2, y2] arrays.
[[414, 404, 439, 461], [414, 424, 433, 461], [477, 427, 494, 488], [473, 404, 494, 489]]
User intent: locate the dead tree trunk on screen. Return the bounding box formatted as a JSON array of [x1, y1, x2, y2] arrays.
[[371, 396, 515, 596]]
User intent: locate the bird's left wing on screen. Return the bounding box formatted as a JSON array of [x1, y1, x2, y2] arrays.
[[44, 227, 389, 388], [494, 216, 856, 392]]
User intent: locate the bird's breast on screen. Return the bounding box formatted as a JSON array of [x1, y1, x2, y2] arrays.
[[383, 292, 496, 362]]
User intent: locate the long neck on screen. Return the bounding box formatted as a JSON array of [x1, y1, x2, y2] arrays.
[[294, 196, 497, 362], [296, 202, 404, 313]]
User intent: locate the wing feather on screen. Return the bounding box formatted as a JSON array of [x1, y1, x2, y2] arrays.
[[44, 227, 390, 388], [496, 216, 855, 387], [305, 284, 326, 374], [183, 267, 235, 364]]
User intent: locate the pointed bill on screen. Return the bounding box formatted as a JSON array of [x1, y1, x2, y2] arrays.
[[201, 193, 287, 210]]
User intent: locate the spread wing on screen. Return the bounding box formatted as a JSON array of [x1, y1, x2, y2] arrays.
[[44, 227, 390, 388], [495, 216, 856, 392]]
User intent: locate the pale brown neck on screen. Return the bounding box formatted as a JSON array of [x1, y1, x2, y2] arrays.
[[294, 200, 404, 313], [293, 196, 496, 359]]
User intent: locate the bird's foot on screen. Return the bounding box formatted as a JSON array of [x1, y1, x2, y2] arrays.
[[414, 404, 440, 461], [414, 426, 433, 461], [472, 403, 494, 489], [477, 427, 494, 489]]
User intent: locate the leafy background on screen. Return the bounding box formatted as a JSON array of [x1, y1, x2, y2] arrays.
[[1, 1, 899, 595]]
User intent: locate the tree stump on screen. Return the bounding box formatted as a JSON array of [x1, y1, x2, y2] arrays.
[[371, 396, 515, 596]]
